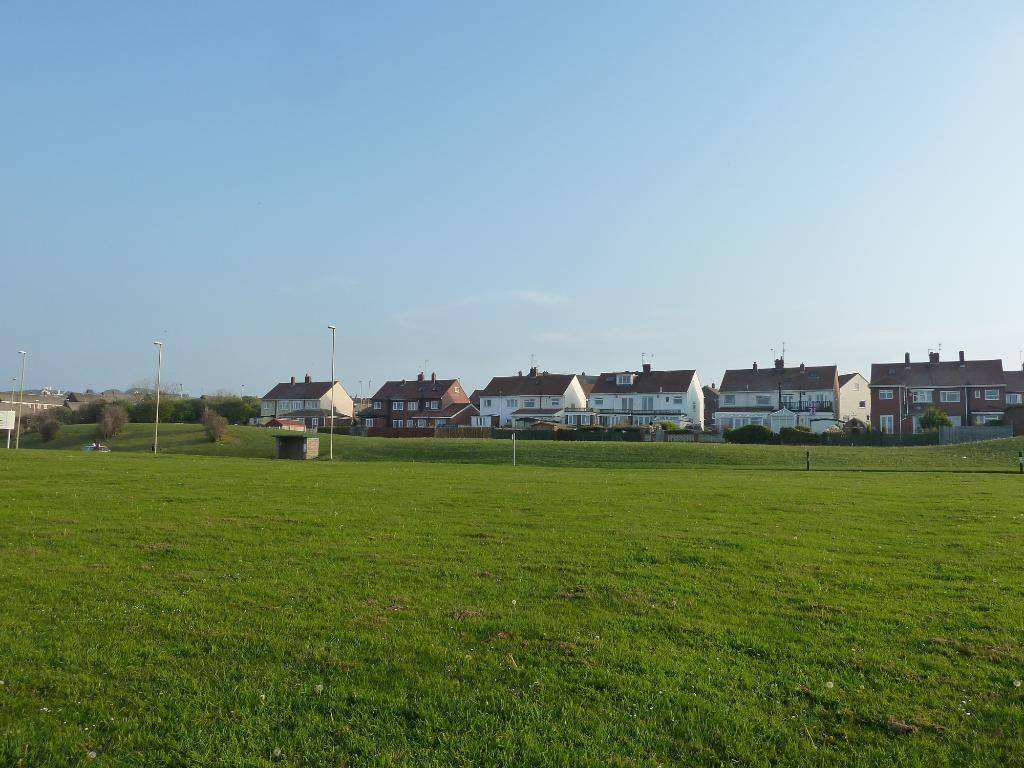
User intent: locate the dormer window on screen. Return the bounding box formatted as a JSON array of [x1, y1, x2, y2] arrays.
[[616, 373, 633, 386]]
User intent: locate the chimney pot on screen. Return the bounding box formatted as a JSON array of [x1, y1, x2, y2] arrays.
[[904, 352, 911, 367], [529, 366, 539, 377], [799, 362, 805, 373], [928, 351, 940, 364], [774, 358, 785, 370], [642, 363, 652, 374], [304, 373, 312, 384], [753, 362, 758, 372], [959, 350, 965, 366], [417, 372, 424, 382], [431, 372, 436, 381], [290, 376, 296, 385], [518, 370, 523, 377]]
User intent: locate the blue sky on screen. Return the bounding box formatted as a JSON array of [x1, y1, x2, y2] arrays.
[[2, 2, 1022, 397]]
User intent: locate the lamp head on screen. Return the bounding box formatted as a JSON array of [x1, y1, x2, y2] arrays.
[[327, 325, 336, 330], [153, 341, 163, 347]]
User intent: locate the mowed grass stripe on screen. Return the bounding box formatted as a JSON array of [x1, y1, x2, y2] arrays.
[[0, 451, 1021, 766]]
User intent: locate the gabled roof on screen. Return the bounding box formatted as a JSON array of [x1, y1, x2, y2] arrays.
[[719, 364, 837, 393], [590, 369, 696, 394], [838, 373, 863, 387], [263, 380, 337, 400], [478, 373, 577, 397], [869, 359, 1004, 388], [370, 377, 465, 400]]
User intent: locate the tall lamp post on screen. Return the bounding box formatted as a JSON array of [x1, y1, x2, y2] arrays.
[[327, 325, 336, 460], [14, 351, 26, 449], [153, 341, 163, 453]]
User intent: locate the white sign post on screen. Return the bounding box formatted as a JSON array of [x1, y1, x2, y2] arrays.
[[0, 410, 14, 449]]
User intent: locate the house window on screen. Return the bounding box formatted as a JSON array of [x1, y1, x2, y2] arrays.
[[392, 401, 404, 411], [911, 389, 932, 403], [985, 389, 999, 401], [621, 397, 634, 410], [673, 397, 683, 404], [373, 400, 382, 410], [593, 398, 604, 406], [365, 418, 375, 427], [550, 398, 560, 406], [311, 418, 319, 427], [640, 396, 654, 410], [974, 389, 982, 398], [755, 395, 771, 406], [430, 400, 440, 410], [435, 419, 446, 426], [859, 401, 866, 408], [393, 419, 404, 428], [506, 399, 517, 407], [940, 391, 960, 403], [1008, 393, 1023, 405], [523, 399, 536, 408], [880, 415, 894, 433], [723, 394, 735, 405], [616, 374, 632, 385], [483, 399, 492, 407], [416, 418, 426, 427], [408, 401, 418, 410], [878, 390, 893, 400]]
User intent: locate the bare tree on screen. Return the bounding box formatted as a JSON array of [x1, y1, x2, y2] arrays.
[[201, 408, 228, 443], [36, 412, 62, 443], [96, 404, 129, 440]]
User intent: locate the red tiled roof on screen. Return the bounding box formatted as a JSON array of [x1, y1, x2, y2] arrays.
[[590, 370, 696, 395], [370, 377, 465, 400], [478, 373, 577, 397], [869, 359, 1004, 388], [719, 364, 837, 393]]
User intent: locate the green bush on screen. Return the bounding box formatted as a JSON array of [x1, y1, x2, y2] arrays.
[[658, 421, 680, 432], [724, 424, 773, 444], [780, 427, 820, 445]]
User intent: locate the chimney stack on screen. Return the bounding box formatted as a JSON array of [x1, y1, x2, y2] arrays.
[[928, 351, 939, 364], [959, 350, 966, 366], [753, 362, 758, 372], [518, 370, 523, 377], [904, 352, 911, 368], [642, 362, 651, 374], [529, 366, 539, 377], [304, 373, 312, 384], [799, 362, 805, 373], [290, 376, 296, 385], [417, 372, 425, 382], [774, 358, 785, 370], [431, 372, 436, 382]]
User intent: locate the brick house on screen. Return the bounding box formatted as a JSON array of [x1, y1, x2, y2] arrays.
[[869, 351, 1005, 434], [363, 373, 477, 429], [715, 359, 840, 433], [702, 383, 719, 431]]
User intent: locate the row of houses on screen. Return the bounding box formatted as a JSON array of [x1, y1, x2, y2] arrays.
[[256, 350, 1024, 436]]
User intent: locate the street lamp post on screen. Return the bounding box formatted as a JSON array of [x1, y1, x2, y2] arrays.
[[14, 351, 27, 449], [153, 341, 163, 453], [328, 325, 337, 460]]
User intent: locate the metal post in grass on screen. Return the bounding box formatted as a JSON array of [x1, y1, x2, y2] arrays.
[[152, 341, 163, 453], [806, 450, 810, 471], [513, 431, 516, 466], [14, 351, 26, 449], [327, 324, 336, 461], [1019, 451, 1023, 474]]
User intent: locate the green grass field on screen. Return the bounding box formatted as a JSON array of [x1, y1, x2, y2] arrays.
[[18, 422, 1024, 473], [1, 447, 1022, 766]]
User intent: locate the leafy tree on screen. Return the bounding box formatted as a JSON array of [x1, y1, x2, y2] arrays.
[[918, 407, 952, 431], [37, 412, 62, 443], [210, 396, 260, 425]]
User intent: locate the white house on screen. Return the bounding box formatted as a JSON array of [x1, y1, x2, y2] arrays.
[[715, 359, 840, 433], [577, 365, 704, 428], [838, 373, 870, 425], [260, 374, 354, 428], [471, 368, 587, 427]]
